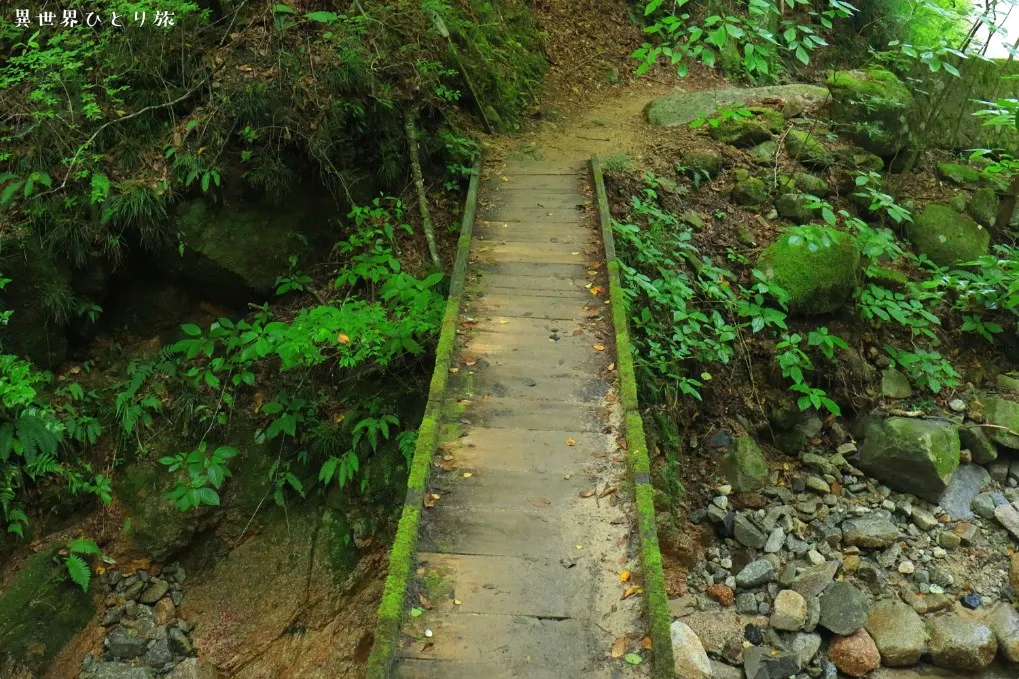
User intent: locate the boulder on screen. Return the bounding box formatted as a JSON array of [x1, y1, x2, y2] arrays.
[[983, 398, 1019, 449], [960, 424, 998, 464], [709, 111, 777, 147], [644, 84, 830, 128], [857, 417, 960, 502], [927, 615, 997, 671], [670, 620, 712, 679], [818, 581, 870, 635], [906, 204, 990, 266], [0, 549, 96, 672], [784, 129, 832, 167], [827, 68, 915, 156], [756, 226, 860, 315], [683, 148, 727, 178], [827, 628, 881, 677], [731, 170, 769, 205], [774, 193, 819, 224], [833, 147, 884, 172], [864, 599, 927, 666], [793, 172, 830, 197], [937, 162, 992, 186], [880, 367, 912, 398], [985, 602, 1019, 663], [967, 187, 1000, 228], [720, 436, 768, 492]]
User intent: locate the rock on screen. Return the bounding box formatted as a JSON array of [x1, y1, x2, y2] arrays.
[[966, 188, 999, 228], [880, 367, 912, 399], [683, 148, 727, 178], [748, 141, 779, 165], [791, 560, 838, 599], [736, 559, 776, 589], [774, 192, 819, 223], [937, 162, 991, 186], [906, 204, 991, 267], [771, 590, 808, 631], [910, 506, 939, 530], [764, 527, 785, 553], [707, 583, 735, 607], [939, 464, 991, 520], [999, 372, 1019, 393], [985, 602, 1019, 662], [152, 598, 176, 626], [167, 626, 193, 656], [834, 147, 884, 172], [734, 514, 769, 549], [743, 645, 799, 679], [644, 84, 830, 128], [708, 659, 742, 679], [857, 417, 961, 503], [961, 593, 981, 609], [1011, 552, 1019, 593], [0, 548, 96, 672], [971, 491, 999, 519], [818, 582, 869, 635], [721, 437, 768, 492], [793, 172, 830, 197], [670, 620, 712, 679], [141, 638, 174, 666], [994, 502, 1019, 541], [828, 628, 881, 677], [984, 398, 1019, 449], [865, 599, 927, 666], [827, 67, 914, 156], [732, 175, 769, 205], [105, 626, 149, 659], [961, 425, 998, 465], [756, 226, 860, 315], [138, 579, 169, 605], [841, 515, 901, 549], [927, 615, 997, 671], [102, 606, 126, 627], [709, 112, 778, 147], [787, 631, 821, 669], [784, 129, 832, 167], [167, 659, 217, 679], [89, 663, 156, 679]]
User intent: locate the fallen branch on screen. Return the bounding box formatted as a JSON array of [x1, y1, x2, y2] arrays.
[[404, 106, 442, 270]]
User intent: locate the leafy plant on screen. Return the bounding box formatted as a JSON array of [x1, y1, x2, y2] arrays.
[[775, 333, 841, 416], [160, 443, 240, 511], [856, 284, 942, 339], [59, 538, 102, 592], [885, 345, 960, 394]]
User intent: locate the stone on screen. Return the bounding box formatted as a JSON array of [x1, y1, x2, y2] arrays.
[[828, 628, 881, 677], [784, 129, 833, 167], [142, 638, 174, 666], [770, 590, 808, 631], [927, 615, 997, 671], [736, 560, 776, 589], [972, 491, 998, 519], [105, 626, 149, 659], [841, 516, 901, 549], [880, 368, 912, 399], [865, 599, 927, 666], [937, 161, 991, 186], [827, 68, 914, 156], [910, 507, 938, 530], [736, 592, 759, 614], [708, 659, 742, 679], [670, 620, 712, 679], [682, 148, 727, 178], [167, 626, 193, 656], [818, 582, 869, 635], [721, 437, 769, 492], [834, 146, 884, 172], [743, 646, 800, 679], [1010, 552, 1019, 593], [793, 172, 829, 197], [732, 176, 769, 205], [644, 84, 831, 128], [938, 464, 991, 520], [961, 424, 998, 464], [791, 561, 838, 599], [961, 593, 981, 609], [756, 226, 860, 316], [152, 598, 175, 626], [89, 664, 155, 679], [138, 579, 169, 605], [985, 602, 1019, 663], [734, 514, 769, 549], [857, 417, 961, 502], [994, 502, 1019, 541], [774, 192, 818, 223], [764, 527, 785, 554], [984, 398, 1019, 449], [748, 140, 779, 165], [707, 583, 735, 607], [906, 204, 991, 267], [167, 659, 217, 679]]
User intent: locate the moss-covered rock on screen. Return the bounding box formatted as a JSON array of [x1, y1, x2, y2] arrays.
[[865, 265, 908, 290], [793, 172, 830, 197], [784, 129, 833, 167], [858, 417, 960, 502], [709, 115, 774, 147], [115, 455, 202, 561], [757, 226, 861, 315], [643, 84, 830, 128], [834, 147, 884, 172], [906, 204, 990, 266], [960, 424, 998, 464], [682, 148, 727, 178], [0, 549, 96, 672], [731, 171, 768, 205], [983, 398, 1019, 449], [720, 436, 768, 492], [775, 193, 819, 224], [748, 140, 779, 165], [967, 187, 999, 228], [948, 193, 968, 213], [937, 162, 985, 186], [827, 68, 915, 156]]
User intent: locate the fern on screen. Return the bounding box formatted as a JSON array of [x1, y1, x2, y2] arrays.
[[14, 413, 59, 465], [68, 537, 100, 555], [64, 555, 91, 592]]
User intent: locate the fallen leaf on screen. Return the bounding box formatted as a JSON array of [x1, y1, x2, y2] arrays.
[[449, 367, 459, 374], [593, 345, 605, 351], [621, 585, 643, 600], [611, 637, 628, 658], [419, 594, 433, 610], [608, 363, 615, 371], [337, 333, 350, 344], [440, 462, 454, 472], [624, 652, 643, 665], [410, 607, 423, 617], [576, 544, 583, 550], [620, 570, 631, 583], [462, 355, 478, 366], [640, 636, 653, 650], [600, 485, 618, 498], [590, 286, 605, 296], [580, 488, 596, 498], [463, 472, 472, 478], [453, 599, 462, 605], [604, 393, 616, 403], [528, 496, 551, 508], [566, 438, 576, 446]]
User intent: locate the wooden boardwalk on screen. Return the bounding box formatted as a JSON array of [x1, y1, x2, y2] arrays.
[[391, 160, 649, 678]]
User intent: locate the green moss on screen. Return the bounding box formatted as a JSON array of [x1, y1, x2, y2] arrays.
[[757, 226, 861, 315], [833, 147, 884, 172], [906, 203, 990, 266], [784, 129, 832, 167], [720, 436, 769, 492], [0, 549, 96, 672], [937, 162, 984, 186], [793, 172, 830, 197], [865, 265, 909, 290], [826, 67, 915, 156], [967, 187, 999, 228], [422, 570, 454, 600], [682, 148, 726, 178], [709, 115, 773, 147], [115, 453, 199, 561], [732, 176, 769, 205]]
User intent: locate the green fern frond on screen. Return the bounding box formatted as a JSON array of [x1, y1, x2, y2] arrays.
[[65, 554, 91, 592], [14, 414, 59, 465]]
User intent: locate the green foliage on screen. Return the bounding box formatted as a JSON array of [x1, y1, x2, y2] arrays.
[[885, 345, 960, 394], [776, 332, 842, 416], [58, 538, 103, 592], [160, 443, 239, 511], [856, 283, 942, 338], [922, 246, 1019, 339]]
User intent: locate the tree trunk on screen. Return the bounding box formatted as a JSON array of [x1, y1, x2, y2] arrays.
[[995, 174, 1019, 234], [404, 107, 442, 270]]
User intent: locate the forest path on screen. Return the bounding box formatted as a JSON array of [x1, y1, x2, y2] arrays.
[[391, 159, 650, 677]]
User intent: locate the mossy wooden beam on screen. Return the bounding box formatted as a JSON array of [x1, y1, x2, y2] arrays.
[[591, 156, 677, 678], [366, 158, 482, 679]]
